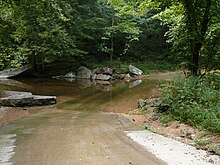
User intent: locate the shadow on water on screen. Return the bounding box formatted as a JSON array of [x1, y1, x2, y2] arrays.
[[0, 78, 163, 164]]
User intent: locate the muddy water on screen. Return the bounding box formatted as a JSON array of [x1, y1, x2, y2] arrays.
[[0, 79, 166, 165]]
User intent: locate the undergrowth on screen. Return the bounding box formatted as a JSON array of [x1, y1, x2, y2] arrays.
[[158, 73, 220, 133]]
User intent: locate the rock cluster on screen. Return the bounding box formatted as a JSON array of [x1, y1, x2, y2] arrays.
[[53, 65, 143, 82], [76, 65, 143, 81], [77, 66, 113, 81]]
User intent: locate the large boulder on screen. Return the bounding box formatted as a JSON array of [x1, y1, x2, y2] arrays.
[[129, 65, 143, 76], [0, 91, 56, 107], [77, 66, 92, 79]]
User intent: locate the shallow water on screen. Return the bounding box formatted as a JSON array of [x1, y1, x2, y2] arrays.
[[0, 79, 165, 165]]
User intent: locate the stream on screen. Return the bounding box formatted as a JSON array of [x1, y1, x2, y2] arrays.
[[0, 78, 166, 165]]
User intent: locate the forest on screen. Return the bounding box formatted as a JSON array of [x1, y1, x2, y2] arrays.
[[0, 0, 218, 75]]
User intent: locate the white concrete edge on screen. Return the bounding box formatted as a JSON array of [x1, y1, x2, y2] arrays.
[[126, 130, 220, 165]]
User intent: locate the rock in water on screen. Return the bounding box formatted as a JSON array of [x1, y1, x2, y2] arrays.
[[0, 91, 56, 107], [91, 74, 97, 80], [129, 65, 143, 76], [0, 65, 32, 78], [64, 71, 76, 78], [93, 67, 113, 75], [95, 74, 111, 81], [124, 74, 131, 79], [77, 66, 92, 79]]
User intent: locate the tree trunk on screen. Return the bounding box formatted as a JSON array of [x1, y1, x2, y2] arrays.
[[192, 43, 201, 75], [110, 14, 115, 69], [30, 52, 37, 72], [183, 0, 212, 75]]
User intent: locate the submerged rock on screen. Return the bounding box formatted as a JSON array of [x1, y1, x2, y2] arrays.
[[0, 91, 56, 107]]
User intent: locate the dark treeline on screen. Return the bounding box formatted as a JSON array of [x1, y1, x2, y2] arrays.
[[0, 0, 219, 75]]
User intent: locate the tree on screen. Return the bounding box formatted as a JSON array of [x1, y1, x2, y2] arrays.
[[99, 0, 141, 68], [0, 0, 105, 71], [140, 0, 220, 75], [182, 0, 213, 75]]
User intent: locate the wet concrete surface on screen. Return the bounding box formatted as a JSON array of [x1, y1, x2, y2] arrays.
[[0, 79, 166, 165], [12, 111, 165, 165]]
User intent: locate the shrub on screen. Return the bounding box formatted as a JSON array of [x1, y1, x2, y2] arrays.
[[158, 75, 220, 133]]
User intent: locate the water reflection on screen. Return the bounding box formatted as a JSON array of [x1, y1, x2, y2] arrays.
[[129, 80, 143, 88], [77, 79, 92, 88], [76, 79, 143, 91]]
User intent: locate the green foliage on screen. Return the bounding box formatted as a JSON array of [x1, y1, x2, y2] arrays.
[[0, 0, 106, 71], [98, 0, 141, 65], [0, 0, 178, 73], [159, 75, 220, 133], [152, 0, 220, 74], [2, 0, 218, 74], [205, 72, 220, 90]]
